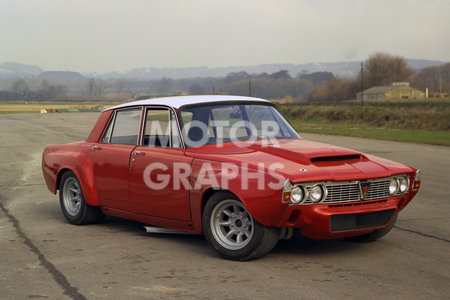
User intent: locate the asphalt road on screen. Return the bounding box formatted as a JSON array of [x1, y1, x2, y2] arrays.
[[0, 113, 449, 299]]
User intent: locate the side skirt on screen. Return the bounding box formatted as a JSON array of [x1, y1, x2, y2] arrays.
[[101, 206, 201, 233]]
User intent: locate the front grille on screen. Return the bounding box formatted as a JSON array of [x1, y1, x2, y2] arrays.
[[323, 183, 361, 203], [299, 176, 407, 205], [365, 179, 391, 200]]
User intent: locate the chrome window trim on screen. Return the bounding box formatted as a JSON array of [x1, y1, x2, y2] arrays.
[[100, 106, 142, 145], [141, 105, 185, 149], [99, 110, 117, 144], [168, 109, 172, 148], [113, 106, 143, 145]]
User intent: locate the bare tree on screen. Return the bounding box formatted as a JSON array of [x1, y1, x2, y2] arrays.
[[189, 84, 204, 95], [157, 78, 174, 95], [35, 79, 67, 100], [11, 79, 30, 98], [308, 76, 358, 102], [86, 78, 95, 96], [115, 79, 126, 94], [270, 70, 291, 79], [54, 84, 68, 99], [412, 62, 450, 93], [85, 78, 106, 96], [365, 52, 414, 87]]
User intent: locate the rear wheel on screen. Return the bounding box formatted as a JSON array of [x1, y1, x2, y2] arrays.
[[202, 192, 279, 260], [346, 213, 398, 243], [59, 171, 104, 225]]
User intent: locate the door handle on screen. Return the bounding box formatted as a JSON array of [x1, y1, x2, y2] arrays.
[[133, 151, 145, 156], [90, 146, 102, 151]]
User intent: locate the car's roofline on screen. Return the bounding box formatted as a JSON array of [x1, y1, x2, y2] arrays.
[[104, 95, 270, 111]]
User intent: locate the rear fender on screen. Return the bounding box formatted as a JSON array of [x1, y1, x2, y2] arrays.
[[42, 142, 100, 206]]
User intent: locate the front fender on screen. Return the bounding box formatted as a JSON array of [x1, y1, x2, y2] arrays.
[[189, 159, 288, 232]]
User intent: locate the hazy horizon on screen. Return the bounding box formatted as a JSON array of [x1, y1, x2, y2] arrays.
[[2, 0, 449, 73]]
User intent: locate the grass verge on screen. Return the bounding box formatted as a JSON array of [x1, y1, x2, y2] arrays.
[[289, 119, 450, 146]]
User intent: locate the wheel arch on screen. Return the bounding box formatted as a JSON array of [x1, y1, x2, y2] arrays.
[[201, 188, 239, 213], [188, 159, 288, 233], [56, 168, 71, 191], [187, 187, 240, 234], [56, 163, 100, 207]]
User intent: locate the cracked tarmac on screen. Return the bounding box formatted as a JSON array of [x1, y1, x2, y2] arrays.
[[0, 113, 449, 299]]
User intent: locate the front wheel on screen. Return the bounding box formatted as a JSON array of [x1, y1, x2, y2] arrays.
[[59, 171, 104, 225], [202, 192, 279, 260]]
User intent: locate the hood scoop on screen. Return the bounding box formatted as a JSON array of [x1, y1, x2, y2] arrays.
[[310, 154, 362, 163]]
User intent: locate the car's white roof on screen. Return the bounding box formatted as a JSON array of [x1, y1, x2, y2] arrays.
[[105, 95, 270, 111]]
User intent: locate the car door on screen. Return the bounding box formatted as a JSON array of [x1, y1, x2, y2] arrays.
[[129, 106, 193, 221], [87, 107, 143, 211]]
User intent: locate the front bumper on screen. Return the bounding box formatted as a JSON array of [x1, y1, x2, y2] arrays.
[[278, 195, 412, 239]]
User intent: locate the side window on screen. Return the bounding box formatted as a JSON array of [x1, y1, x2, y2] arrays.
[[100, 116, 114, 143], [107, 108, 142, 145], [144, 108, 181, 148]]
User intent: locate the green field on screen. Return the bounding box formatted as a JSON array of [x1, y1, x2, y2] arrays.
[[289, 119, 450, 146], [277, 99, 450, 146]]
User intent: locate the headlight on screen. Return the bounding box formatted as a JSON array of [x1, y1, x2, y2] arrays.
[[389, 178, 399, 195], [310, 184, 326, 202], [398, 176, 409, 193], [290, 186, 304, 204]]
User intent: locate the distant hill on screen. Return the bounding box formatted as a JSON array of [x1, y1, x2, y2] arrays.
[[405, 59, 445, 71], [0, 59, 446, 80], [38, 71, 84, 79], [104, 63, 353, 80], [0, 62, 43, 79], [100, 59, 446, 80]]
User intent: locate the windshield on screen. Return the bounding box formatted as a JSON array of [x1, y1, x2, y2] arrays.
[[179, 103, 300, 147]]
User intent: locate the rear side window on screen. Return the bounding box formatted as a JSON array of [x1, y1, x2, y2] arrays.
[[99, 117, 114, 143], [100, 108, 142, 145]]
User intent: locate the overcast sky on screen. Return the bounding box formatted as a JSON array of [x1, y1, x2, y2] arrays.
[[1, 0, 449, 73]]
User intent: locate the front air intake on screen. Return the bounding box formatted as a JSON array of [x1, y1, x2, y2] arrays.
[[330, 209, 395, 232], [310, 154, 361, 163]]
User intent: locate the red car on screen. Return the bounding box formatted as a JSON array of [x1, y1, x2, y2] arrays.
[[42, 96, 421, 260]]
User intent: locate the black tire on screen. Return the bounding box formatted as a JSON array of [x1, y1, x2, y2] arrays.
[[59, 170, 104, 225], [346, 213, 398, 243], [202, 192, 280, 261]]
